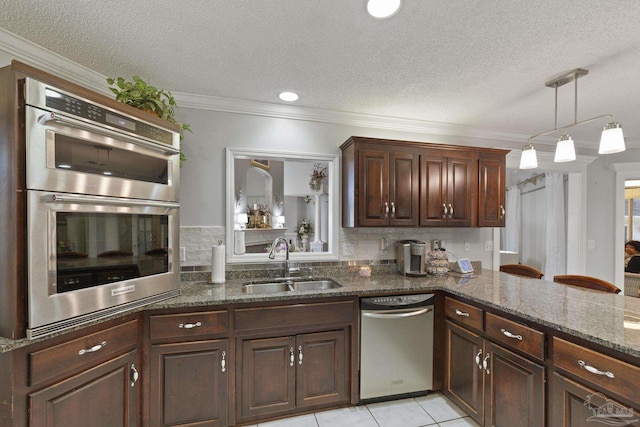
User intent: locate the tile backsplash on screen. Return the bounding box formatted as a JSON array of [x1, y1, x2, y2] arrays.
[[180, 225, 485, 268]]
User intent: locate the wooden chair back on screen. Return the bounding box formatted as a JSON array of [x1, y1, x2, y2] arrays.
[[499, 264, 544, 279], [553, 275, 621, 294]]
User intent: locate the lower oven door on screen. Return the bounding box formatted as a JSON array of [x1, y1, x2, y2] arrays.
[[27, 190, 180, 338]]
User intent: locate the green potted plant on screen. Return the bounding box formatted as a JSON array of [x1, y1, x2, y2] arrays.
[[106, 75, 191, 164]]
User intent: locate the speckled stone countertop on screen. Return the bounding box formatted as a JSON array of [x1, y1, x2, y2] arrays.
[[3, 269, 640, 359]]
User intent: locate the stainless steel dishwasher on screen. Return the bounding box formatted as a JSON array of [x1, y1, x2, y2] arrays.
[[359, 294, 434, 400]]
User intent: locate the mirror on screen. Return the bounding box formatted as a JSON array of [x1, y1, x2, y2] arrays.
[[226, 147, 339, 263]]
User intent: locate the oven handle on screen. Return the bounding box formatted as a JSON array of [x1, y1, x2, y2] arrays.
[[42, 193, 180, 209], [362, 307, 432, 319], [38, 112, 180, 156]]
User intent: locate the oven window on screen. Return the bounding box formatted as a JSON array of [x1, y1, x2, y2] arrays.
[[54, 134, 169, 184], [56, 212, 169, 293]]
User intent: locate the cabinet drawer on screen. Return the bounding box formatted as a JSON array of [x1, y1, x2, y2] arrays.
[[29, 319, 138, 386], [235, 300, 354, 332], [149, 310, 228, 340], [553, 337, 640, 403], [444, 297, 483, 331], [485, 312, 544, 361]]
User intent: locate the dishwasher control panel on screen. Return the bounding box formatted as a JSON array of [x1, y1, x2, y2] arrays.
[[361, 293, 434, 310]]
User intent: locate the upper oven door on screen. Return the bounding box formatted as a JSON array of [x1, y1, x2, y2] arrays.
[[25, 80, 180, 202]]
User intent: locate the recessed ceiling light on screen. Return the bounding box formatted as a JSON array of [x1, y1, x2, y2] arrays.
[[366, 0, 402, 19], [278, 91, 299, 102]]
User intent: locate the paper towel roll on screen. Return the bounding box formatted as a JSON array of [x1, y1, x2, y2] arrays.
[[211, 244, 225, 283]]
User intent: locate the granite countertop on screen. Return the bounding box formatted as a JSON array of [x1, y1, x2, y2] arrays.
[[3, 269, 640, 359]]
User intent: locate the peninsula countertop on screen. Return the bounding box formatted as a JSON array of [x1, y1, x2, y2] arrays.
[[3, 269, 640, 360]]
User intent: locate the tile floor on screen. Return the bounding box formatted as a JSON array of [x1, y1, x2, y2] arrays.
[[244, 392, 480, 427]]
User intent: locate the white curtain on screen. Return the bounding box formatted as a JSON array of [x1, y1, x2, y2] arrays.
[[504, 184, 521, 253], [544, 173, 566, 279]]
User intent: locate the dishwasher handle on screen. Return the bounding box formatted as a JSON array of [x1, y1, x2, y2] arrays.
[[362, 307, 432, 319]]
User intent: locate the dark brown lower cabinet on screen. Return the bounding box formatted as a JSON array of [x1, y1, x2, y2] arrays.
[[238, 329, 348, 423], [444, 320, 544, 427], [550, 372, 640, 427], [149, 339, 228, 427], [29, 350, 139, 427]]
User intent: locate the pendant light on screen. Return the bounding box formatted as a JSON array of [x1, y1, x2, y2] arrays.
[[599, 121, 625, 154], [518, 68, 624, 169], [519, 144, 538, 169], [554, 134, 576, 162]]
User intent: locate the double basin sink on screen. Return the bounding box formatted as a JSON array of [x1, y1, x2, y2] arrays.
[[242, 278, 342, 294]]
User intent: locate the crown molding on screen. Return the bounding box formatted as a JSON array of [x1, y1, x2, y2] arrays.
[[0, 27, 552, 148]]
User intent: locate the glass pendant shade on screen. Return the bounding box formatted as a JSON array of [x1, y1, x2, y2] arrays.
[[519, 144, 538, 169], [554, 134, 576, 162], [598, 122, 625, 154], [367, 0, 402, 18]]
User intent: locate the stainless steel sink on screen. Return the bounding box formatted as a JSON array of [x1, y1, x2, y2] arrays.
[[242, 278, 342, 294], [242, 282, 291, 294], [291, 280, 342, 291]]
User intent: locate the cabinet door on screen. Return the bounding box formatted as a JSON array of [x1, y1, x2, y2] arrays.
[[444, 321, 484, 425], [549, 372, 640, 427], [239, 336, 296, 420], [358, 149, 390, 226], [478, 153, 506, 227], [420, 154, 447, 226], [447, 155, 475, 227], [389, 152, 419, 226], [296, 330, 348, 410], [484, 341, 544, 427], [149, 340, 227, 427], [29, 350, 138, 427]]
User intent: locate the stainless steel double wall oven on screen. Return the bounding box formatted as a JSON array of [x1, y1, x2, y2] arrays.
[[23, 76, 181, 338]]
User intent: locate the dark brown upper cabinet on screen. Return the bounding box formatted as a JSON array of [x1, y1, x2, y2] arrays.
[[340, 136, 509, 228]]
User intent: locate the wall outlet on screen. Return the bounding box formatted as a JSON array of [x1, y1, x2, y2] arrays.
[[484, 240, 493, 252], [587, 240, 596, 249], [432, 240, 441, 250], [180, 247, 186, 262], [464, 241, 471, 252], [342, 243, 354, 256]]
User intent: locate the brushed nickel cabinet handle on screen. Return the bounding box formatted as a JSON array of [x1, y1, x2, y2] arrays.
[[384, 202, 389, 218], [78, 340, 107, 355], [221, 351, 226, 373], [578, 360, 615, 379], [501, 328, 523, 341], [130, 364, 139, 387], [442, 204, 448, 217], [448, 204, 454, 218], [455, 309, 470, 317], [483, 353, 490, 374], [179, 322, 202, 329], [298, 345, 303, 365], [290, 347, 295, 366], [500, 205, 506, 219], [475, 349, 483, 369]]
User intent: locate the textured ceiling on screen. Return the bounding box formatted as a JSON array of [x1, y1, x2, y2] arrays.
[[2, 0, 640, 153]]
